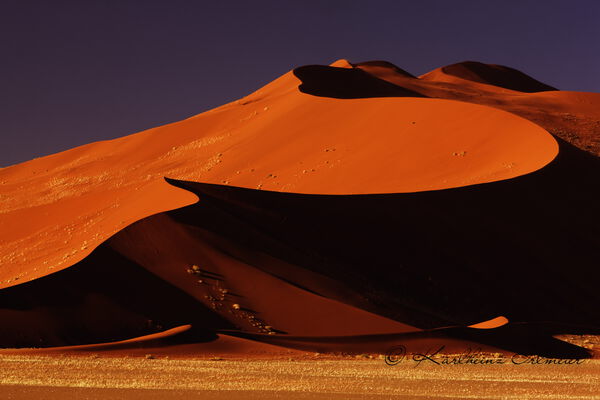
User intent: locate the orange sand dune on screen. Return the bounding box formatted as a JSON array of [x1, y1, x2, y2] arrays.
[[0, 65, 558, 288], [0, 58, 599, 357]]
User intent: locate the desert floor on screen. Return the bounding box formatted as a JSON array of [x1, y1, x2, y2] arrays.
[[0, 354, 598, 400]]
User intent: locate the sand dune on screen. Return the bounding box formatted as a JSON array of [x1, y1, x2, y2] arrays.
[[355, 59, 600, 155], [0, 58, 599, 358], [0, 64, 559, 288], [420, 61, 558, 93]]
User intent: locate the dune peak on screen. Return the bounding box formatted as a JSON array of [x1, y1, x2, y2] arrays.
[[329, 59, 353, 68]]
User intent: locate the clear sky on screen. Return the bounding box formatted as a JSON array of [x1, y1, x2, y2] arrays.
[[1, 0, 599, 167]]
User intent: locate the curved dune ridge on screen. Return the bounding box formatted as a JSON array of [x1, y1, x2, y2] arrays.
[[0, 58, 599, 358]]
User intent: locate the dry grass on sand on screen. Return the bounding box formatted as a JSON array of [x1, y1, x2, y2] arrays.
[[0, 354, 599, 399]]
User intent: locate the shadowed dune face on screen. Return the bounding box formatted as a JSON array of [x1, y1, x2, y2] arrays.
[[0, 58, 599, 357], [293, 64, 424, 98], [0, 245, 228, 347], [107, 213, 415, 337], [353, 60, 416, 78]]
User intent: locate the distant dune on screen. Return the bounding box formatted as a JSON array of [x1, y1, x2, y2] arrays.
[[420, 61, 558, 92], [0, 59, 598, 358]]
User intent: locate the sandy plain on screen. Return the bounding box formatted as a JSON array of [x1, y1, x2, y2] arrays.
[[1, 354, 599, 400]]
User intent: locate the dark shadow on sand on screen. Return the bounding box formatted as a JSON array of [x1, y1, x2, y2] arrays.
[[293, 65, 425, 99]]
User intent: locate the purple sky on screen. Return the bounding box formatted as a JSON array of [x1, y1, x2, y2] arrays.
[[1, 0, 599, 167]]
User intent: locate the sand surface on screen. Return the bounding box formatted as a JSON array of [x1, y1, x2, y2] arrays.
[[1, 355, 599, 399]]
